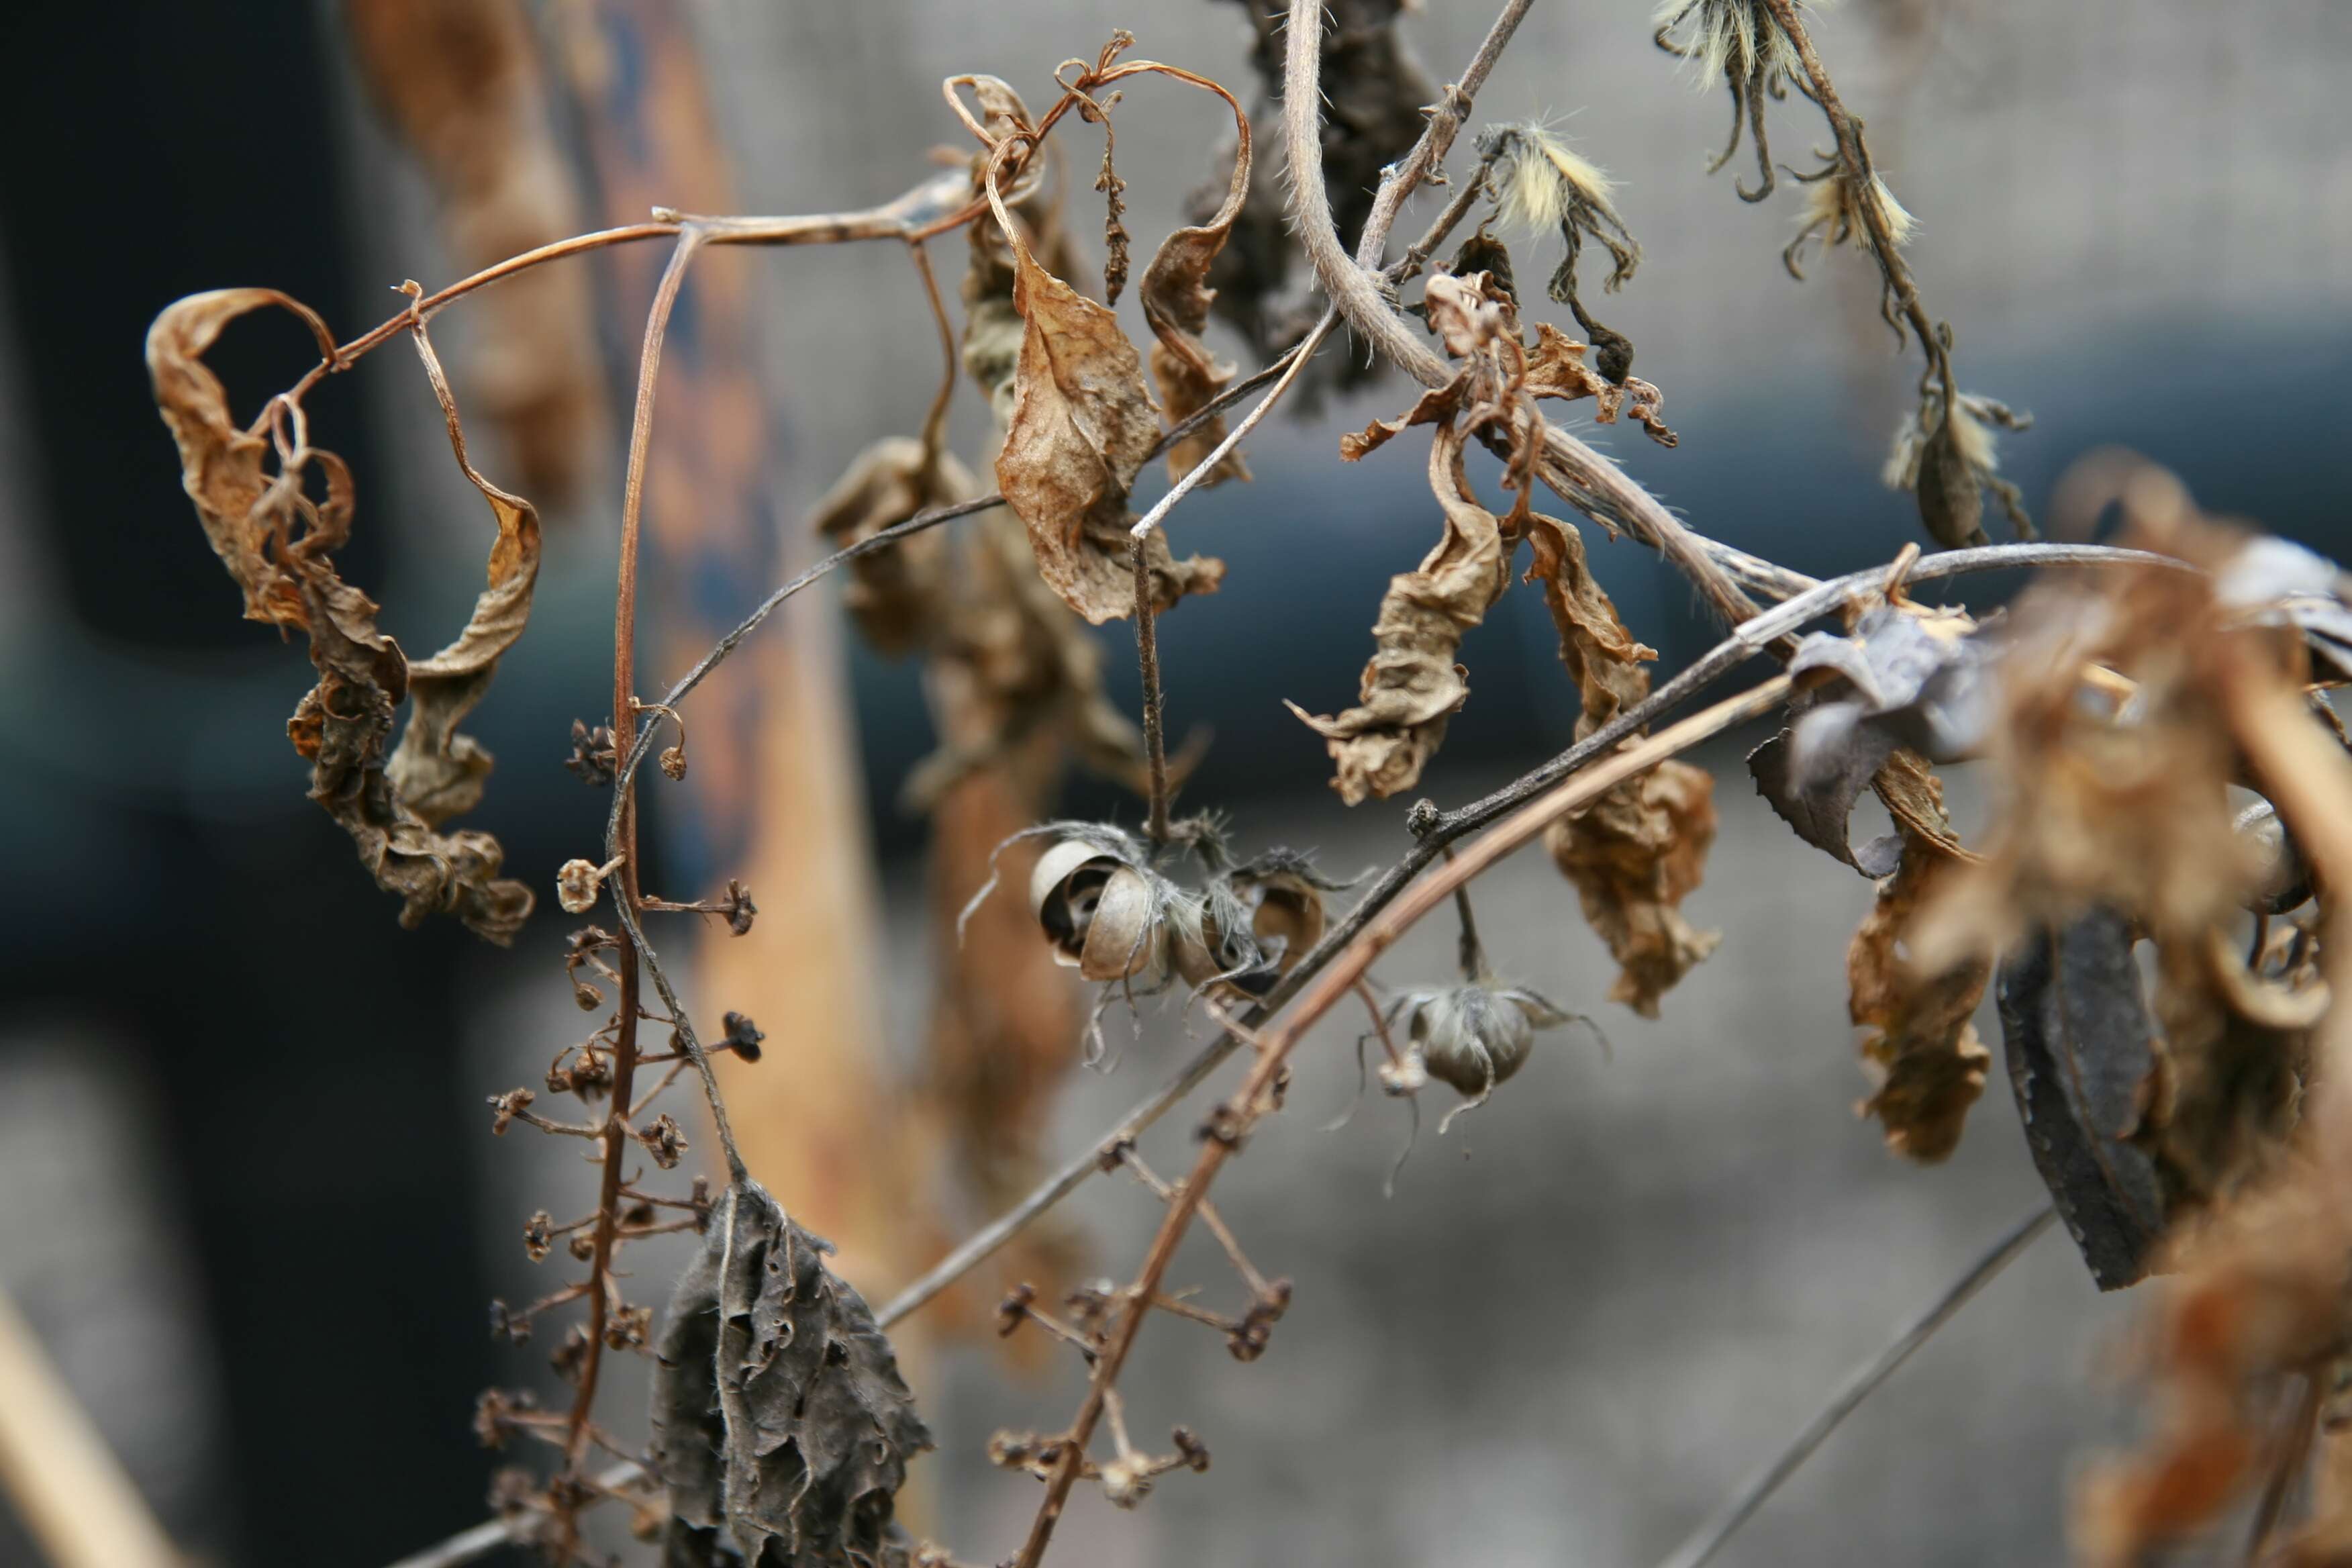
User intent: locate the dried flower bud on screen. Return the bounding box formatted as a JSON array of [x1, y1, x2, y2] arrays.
[[658, 744, 687, 781], [488, 1298, 531, 1343], [634, 1114, 687, 1170], [522, 1210, 553, 1263], [555, 856, 622, 916], [1388, 981, 1581, 1130], [604, 1302, 652, 1351], [1177, 852, 1342, 996], [565, 719, 618, 787], [1172, 1426, 1211, 1473], [550, 1324, 589, 1383], [1883, 391, 2035, 548], [721, 1010, 765, 1062], [567, 1230, 597, 1263], [1787, 170, 1915, 277], [1099, 1454, 1153, 1510], [487, 1087, 535, 1134], [719, 879, 757, 936], [473, 1387, 535, 1449], [1655, 0, 1807, 91]]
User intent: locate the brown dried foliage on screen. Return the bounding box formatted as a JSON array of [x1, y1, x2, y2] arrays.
[[148, 289, 536, 942]]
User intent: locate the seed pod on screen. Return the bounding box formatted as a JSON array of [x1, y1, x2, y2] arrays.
[[1389, 982, 1575, 1097], [1029, 838, 1169, 983], [1177, 855, 1340, 995], [1914, 418, 1987, 550], [2235, 796, 2314, 915]]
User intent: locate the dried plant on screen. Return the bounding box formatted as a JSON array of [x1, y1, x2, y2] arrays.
[[142, 6, 2352, 1567]]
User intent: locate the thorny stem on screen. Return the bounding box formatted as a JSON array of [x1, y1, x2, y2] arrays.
[[1757, 0, 1956, 406], [1653, 1206, 2057, 1568], [1281, 0, 1768, 631]]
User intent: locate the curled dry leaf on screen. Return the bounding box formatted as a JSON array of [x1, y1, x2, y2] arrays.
[[1547, 759, 1722, 1019], [344, 0, 602, 501], [983, 140, 1222, 625], [148, 289, 536, 942], [1288, 420, 1508, 803], [1749, 599, 1984, 877], [807, 436, 973, 656], [1846, 826, 1990, 1163], [1532, 464, 1720, 1018], [1138, 69, 1251, 487], [650, 1181, 932, 1567], [1909, 528, 2265, 977]]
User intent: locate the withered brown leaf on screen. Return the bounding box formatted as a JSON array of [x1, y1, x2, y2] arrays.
[[1546, 760, 1721, 1019], [985, 153, 1222, 625], [650, 1180, 932, 1566], [807, 436, 971, 656], [1139, 76, 1251, 487], [1847, 830, 1991, 1163], [1288, 419, 1507, 803], [149, 289, 536, 943]]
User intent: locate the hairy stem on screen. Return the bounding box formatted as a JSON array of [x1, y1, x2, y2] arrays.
[[1281, 0, 1766, 629]]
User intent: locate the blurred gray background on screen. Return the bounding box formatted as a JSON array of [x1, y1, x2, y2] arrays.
[[0, 0, 2347, 1563]]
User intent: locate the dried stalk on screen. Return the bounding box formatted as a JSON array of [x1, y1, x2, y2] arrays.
[[0, 1287, 179, 1568], [1654, 1206, 2056, 1568]]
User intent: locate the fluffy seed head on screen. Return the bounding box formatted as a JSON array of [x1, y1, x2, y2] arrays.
[[1655, 0, 1816, 89], [1491, 122, 1617, 236]]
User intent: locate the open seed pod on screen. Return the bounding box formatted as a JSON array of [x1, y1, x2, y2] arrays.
[[1028, 832, 1173, 984], [1176, 851, 1346, 996]]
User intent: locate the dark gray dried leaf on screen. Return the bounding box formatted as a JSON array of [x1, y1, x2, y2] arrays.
[[652, 1180, 932, 1567], [149, 289, 535, 942], [1749, 603, 1985, 877], [1996, 909, 2167, 1289]]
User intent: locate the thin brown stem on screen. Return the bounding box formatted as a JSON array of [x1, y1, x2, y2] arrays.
[[1756, 0, 1953, 405], [1132, 536, 1172, 846], [1653, 1206, 2055, 1568]]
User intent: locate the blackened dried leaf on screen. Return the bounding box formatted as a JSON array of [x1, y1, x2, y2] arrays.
[[1996, 909, 2167, 1289], [990, 171, 1222, 625], [1140, 85, 1251, 487], [1847, 831, 1991, 1162], [652, 1181, 932, 1567], [149, 289, 535, 942], [1287, 420, 1506, 803]]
